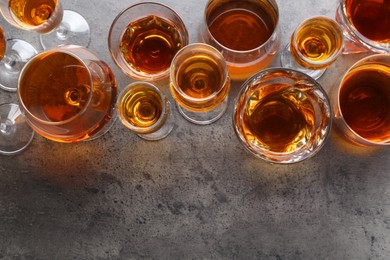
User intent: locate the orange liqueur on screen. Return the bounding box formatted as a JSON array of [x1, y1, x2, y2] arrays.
[[242, 84, 316, 152], [340, 64, 390, 142], [120, 16, 183, 74], [0, 27, 5, 60], [208, 2, 276, 51], [172, 55, 229, 112], [9, 0, 58, 26], [346, 0, 390, 43], [120, 87, 163, 129]]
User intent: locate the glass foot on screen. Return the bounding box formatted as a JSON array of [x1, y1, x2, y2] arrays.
[[40, 10, 91, 49], [0, 103, 34, 155], [280, 44, 326, 80], [0, 39, 37, 92]]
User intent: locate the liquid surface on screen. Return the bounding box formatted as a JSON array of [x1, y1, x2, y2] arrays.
[[19, 52, 91, 122], [120, 87, 163, 128], [242, 85, 315, 153], [209, 8, 274, 51], [346, 0, 390, 43], [9, 0, 57, 26], [340, 64, 390, 142], [292, 17, 343, 67], [120, 16, 183, 74]]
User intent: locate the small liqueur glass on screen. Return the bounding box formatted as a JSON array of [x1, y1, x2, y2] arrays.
[[117, 82, 174, 141], [280, 16, 344, 80], [0, 0, 90, 49], [170, 43, 230, 125], [233, 68, 332, 164], [108, 2, 188, 81]]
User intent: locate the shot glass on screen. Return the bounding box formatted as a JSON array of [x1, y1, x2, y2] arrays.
[[117, 82, 174, 141], [332, 54, 390, 146], [335, 0, 390, 54], [199, 0, 281, 81], [108, 2, 189, 81], [233, 68, 332, 164], [170, 43, 231, 125]]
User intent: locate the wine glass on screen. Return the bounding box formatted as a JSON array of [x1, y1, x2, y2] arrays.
[[17, 45, 118, 143], [280, 16, 344, 80], [117, 82, 174, 141], [0, 0, 90, 49], [0, 25, 35, 155], [108, 2, 188, 81], [335, 0, 390, 54], [199, 0, 281, 81], [170, 43, 230, 125]]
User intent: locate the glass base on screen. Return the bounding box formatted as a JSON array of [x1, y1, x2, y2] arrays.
[[137, 111, 175, 141], [0, 39, 37, 92], [280, 44, 326, 80], [40, 10, 91, 49], [0, 103, 34, 155], [176, 98, 228, 125]]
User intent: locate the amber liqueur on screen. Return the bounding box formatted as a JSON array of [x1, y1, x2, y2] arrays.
[[346, 0, 390, 43], [120, 16, 183, 74], [9, 0, 58, 26], [0, 27, 5, 60], [207, 1, 276, 51], [340, 64, 390, 142]]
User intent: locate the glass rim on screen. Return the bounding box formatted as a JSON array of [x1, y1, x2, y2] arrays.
[[337, 53, 390, 146], [338, 1, 390, 52], [291, 16, 344, 67], [117, 81, 169, 133], [108, 1, 189, 80], [233, 67, 332, 164], [170, 42, 230, 103], [17, 45, 94, 126], [203, 0, 280, 54]]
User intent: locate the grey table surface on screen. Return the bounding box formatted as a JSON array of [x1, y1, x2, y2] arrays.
[[1, 0, 390, 259]]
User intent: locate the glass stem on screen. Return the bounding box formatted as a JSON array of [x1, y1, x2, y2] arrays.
[[56, 24, 70, 40], [2, 53, 20, 71]]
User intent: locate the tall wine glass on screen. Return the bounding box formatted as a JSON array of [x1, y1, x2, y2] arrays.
[[0, 25, 35, 155], [0, 0, 90, 49], [17, 45, 118, 143], [280, 16, 343, 80]]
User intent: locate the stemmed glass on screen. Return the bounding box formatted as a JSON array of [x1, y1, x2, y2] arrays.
[[17, 45, 118, 143], [0, 24, 35, 155], [280, 16, 344, 80], [117, 82, 174, 141], [108, 2, 188, 81], [0, 0, 90, 49]]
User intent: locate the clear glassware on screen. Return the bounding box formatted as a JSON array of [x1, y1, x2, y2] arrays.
[[108, 2, 188, 81], [17, 45, 118, 143], [0, 24, 37, 92], [233, 68, 332, 164], [199, 0, 281, 81], [280, 16, 344, 80], [331, 54, 390, 146], [170, 43, 230, 125], [117, 82, 174, 141], [0, 25, 35, 155], [0, 0, 90, 49], [335, 0, 390, 54]]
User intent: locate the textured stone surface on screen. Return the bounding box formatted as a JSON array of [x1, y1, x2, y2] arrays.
[[1, 0, 390, 259]]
